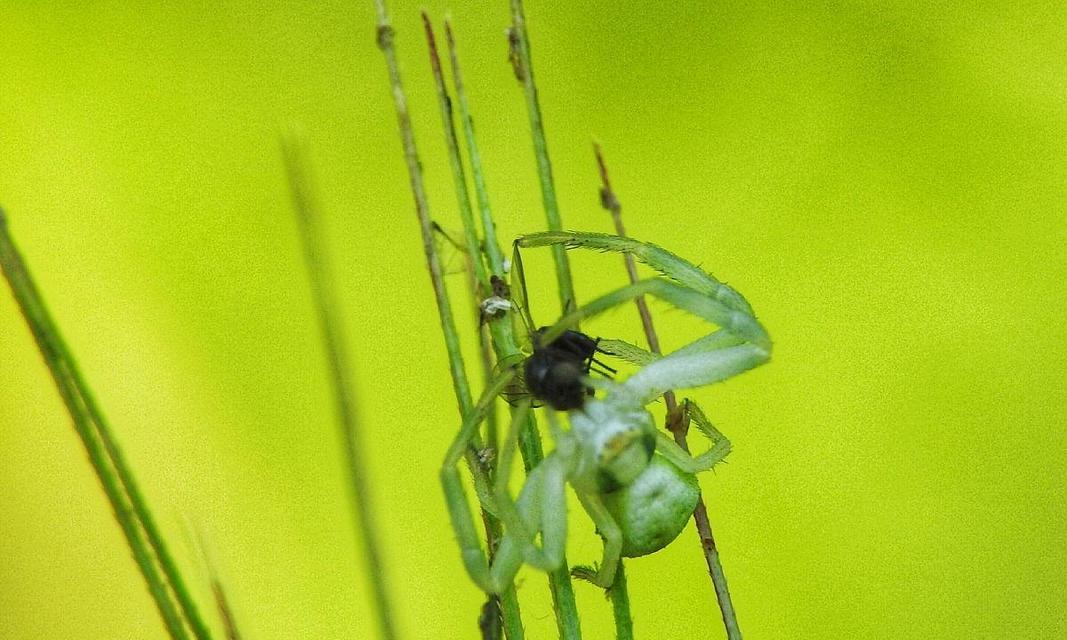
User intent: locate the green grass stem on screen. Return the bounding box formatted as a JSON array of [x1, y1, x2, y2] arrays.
[[94, 406, 214, 640], [608, 563, 634, 640], [421, 12, 491, 292], [0, 209, 195, 640], [370, 4, 524, 638], [505, 3, 587, 632], [594, 145, 741, 639], [508, 0, 577, 313], [443, 19, 506, 275], [426, 15, 582, 639], [590, 147, 637, 638], [372, 1, 474, 416], [281, 132, 401, 640]]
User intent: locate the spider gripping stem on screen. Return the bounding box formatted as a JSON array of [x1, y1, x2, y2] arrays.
[[656, 399, 733, 474], [441, 369, 572, 594], [513, 232, 771, 590], [515, 232, 772, 405], [445, 232, 770, 595]]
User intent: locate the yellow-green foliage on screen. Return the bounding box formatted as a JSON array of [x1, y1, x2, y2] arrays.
[[1, 1, 1065, 638]]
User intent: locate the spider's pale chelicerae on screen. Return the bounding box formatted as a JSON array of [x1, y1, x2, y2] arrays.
[[441, 230, 771, 592]]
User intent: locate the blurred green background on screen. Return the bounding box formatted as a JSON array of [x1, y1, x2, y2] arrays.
[[2, 1, 1065, 638]]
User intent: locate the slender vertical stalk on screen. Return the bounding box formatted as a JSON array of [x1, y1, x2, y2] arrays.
[[594, 146, 741, 637], [194, 528, 243, 640], [670, 410, 741, 640], [503, 5, 588, 633], [282, 133, 401, 640], [95, 418, 214, 640], [608, 563, 634, 640], [421, 12, 490, 291], [423, 15, 581, 639], [594, 145, 742, 639], [210, 578, 242, 640], [508, 0, 576, 313], [443, 19, 505, 273], [587, 145, 637, 638], [0, 210, 191, 640], [371, 4, 526, 638], [373, 1, 472, 415]]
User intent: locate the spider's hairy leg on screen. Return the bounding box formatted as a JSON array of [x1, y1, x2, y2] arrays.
[[490, 399, 559, 571], [542, 278, 767, 349], [491, 454, 571, 580], [442, 373, 572, 592], [529, 278, 769, 403], [572, 491, 624, 589], [625, 340, 770, 407], [441, 369, 519, 593], [517, 230, 752, 315], [516, 231, 772, 395], [654, 400, 732, 474]]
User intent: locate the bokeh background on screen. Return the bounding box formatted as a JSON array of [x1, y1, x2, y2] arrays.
[[2, 1, 1065, 638]]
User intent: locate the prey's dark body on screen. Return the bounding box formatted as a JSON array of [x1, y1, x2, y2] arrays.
[[524, 328, 614, 411]]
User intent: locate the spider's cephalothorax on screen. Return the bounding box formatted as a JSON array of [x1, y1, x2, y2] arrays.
[[523, 327, 612, 411], [569, 393, 657, 493]]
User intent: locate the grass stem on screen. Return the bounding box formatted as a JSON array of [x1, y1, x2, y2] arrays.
[[373, 0, 473, 416], [503, 4, 588, 633], [608, 563, 634, 640], [590, 147, 637, 638], [508, 0, 576, 313], [443, 19, 506, 275], [281, 132, 401, 640], [424, 14, 582, 639], [421, 12, 490, 292], [594, 144, 742, 639], [96, 413, 214, 640], [371, 4, 525, 638], [0, 209, 194, 640]]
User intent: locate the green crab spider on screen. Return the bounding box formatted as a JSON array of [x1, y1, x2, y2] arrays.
[[441, 231, 771, 593]]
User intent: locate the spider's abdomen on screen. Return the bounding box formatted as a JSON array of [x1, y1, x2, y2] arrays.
[[603, 455, 700, 558], [524, 348, 590, 410]]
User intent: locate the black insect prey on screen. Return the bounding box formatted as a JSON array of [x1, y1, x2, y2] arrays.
[[524, 328, 616, 411]]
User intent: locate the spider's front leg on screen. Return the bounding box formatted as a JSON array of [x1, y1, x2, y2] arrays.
[[440, 369, 572, 594], [530, 274, 770, 405], [571, 491, 624, 588], [654, 399, 732, 474], [515, 232, 772, 391], [490, 399, 572, 573], [440, 370, 520, 594]]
